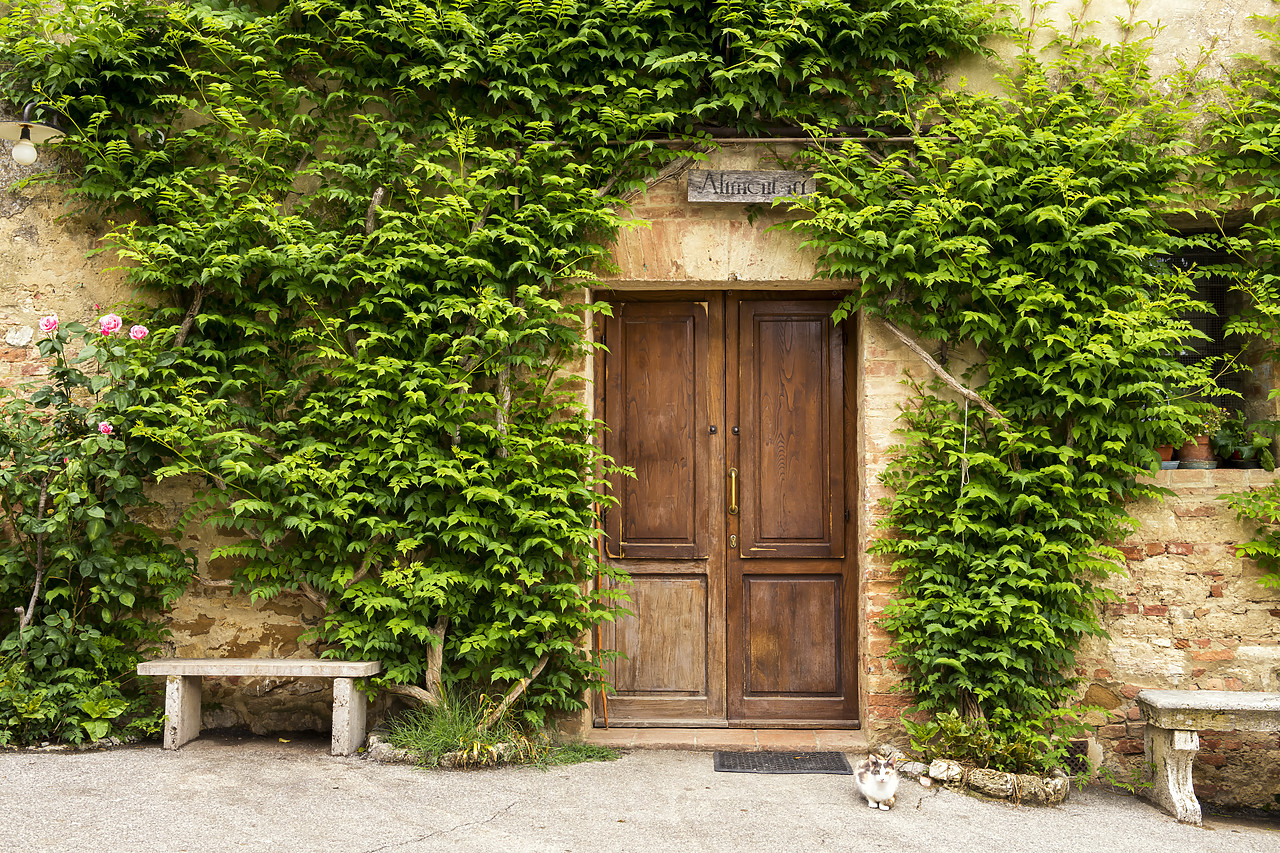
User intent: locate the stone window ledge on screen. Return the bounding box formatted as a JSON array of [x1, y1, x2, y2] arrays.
[[1143, 467, 1280, 494]]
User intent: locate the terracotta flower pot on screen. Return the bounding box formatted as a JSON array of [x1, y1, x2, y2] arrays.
[[1157, 444, 1175, 461], [1178, 436, 1217, 468]]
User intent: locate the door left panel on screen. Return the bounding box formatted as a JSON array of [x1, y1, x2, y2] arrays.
[[597, 300, 726, 725]]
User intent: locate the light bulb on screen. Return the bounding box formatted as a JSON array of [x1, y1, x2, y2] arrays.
[[12, 137, 36, 166]]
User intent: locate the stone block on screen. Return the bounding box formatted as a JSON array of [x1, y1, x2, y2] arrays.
[[163, 674, 202, 750], [330, 676, 367, 757], [1137, 690, 1280, 733], [1082, 683, 1122, 709], [1115, 738, 1146, 755]]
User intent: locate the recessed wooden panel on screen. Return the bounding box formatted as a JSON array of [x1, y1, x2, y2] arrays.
[[743, 576, 840, 697], [604, 302, 707, 559], [738, 301, 844, 558], [756, 315, 825, 540], [610, 576, 708, 695]]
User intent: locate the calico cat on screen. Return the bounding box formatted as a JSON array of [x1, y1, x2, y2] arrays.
[[855, 754, 899, 810]]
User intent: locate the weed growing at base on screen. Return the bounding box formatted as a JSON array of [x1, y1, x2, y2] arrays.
[[384, 690, 620, 769]]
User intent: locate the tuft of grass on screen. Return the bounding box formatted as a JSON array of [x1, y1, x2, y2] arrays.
[[385, 692, 549, 769], [539, 741, 623, 767], [383, 691, 625, 770]]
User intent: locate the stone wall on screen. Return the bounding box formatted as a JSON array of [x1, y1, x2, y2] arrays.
[[1078, 471, 1280, 808]]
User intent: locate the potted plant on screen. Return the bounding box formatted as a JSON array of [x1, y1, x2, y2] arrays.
[[1154, 425, 1190, 470], [1178, 406, 1230, 469], [1211, 414, 1278, 470]]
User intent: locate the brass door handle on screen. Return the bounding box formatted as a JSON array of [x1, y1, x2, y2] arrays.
[[728, 467, 738, 515]]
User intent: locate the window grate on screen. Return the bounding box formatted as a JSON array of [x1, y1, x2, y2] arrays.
[[1162, 251, 1244, 406]]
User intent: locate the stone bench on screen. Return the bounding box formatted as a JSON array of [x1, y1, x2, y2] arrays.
[[137, 658, 382, 757], [1136, 689, 1280, 825]]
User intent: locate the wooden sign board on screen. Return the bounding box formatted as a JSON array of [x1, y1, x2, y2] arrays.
[[687, 170, 816, 203]]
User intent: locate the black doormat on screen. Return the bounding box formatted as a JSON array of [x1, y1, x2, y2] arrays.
[[713, 750, 853, 775]]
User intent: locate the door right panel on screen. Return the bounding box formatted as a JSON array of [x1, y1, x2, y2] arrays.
[[728, 299, 855, 725]]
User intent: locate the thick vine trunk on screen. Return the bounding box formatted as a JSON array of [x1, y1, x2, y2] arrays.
[[17, 479, 50, 632], [173, 287, 205, 349], [959, 689, 985, 721], [383, 614, 450, 710], [478, 648, 550, 733]]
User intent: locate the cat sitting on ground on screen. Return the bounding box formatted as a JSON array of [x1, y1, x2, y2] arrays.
[[855, 754, 899, 811]]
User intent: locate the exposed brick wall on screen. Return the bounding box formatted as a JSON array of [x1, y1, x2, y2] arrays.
[[859, 317, 924, 740]]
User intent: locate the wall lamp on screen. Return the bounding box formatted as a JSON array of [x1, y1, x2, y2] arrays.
[[0, 103, 64, 165]]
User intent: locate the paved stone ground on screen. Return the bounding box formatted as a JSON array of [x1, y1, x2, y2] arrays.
[[0, 733, 1276, 853]]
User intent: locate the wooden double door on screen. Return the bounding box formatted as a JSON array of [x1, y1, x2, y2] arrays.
[[596, 293, 857, 727]]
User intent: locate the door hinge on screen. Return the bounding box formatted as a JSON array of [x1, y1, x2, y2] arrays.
[[844, 509, 850, 523]]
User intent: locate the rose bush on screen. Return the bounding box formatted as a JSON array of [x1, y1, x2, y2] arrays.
[[0, 313, 192, 745]]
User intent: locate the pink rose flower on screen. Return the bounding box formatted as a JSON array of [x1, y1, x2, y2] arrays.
[[98, 422, 113, 435], [129, 324, 148, 340], [98, 313, 123, 335], [38, 315, 58, 333]]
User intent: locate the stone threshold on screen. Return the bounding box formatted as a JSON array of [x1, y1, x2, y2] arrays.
[[582, 727, 870, 752]]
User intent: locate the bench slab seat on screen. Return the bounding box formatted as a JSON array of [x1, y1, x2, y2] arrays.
[[137, 658, 382, 756], [1136, 689, 1280, 826]]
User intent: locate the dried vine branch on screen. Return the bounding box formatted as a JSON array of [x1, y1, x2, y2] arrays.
[[880, 318, 1009, 426]]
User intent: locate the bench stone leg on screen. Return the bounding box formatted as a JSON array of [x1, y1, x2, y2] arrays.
[[164, 675, 203, 750], [331, 677, 367, 757], [1143, 725, 1201, 826]]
